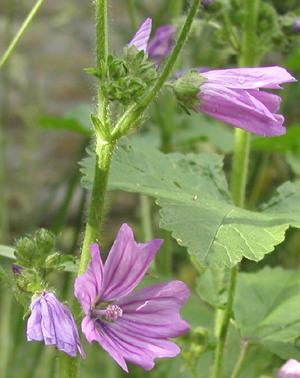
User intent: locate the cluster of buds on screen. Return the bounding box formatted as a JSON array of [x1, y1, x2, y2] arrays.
[[87, 47, 158, 106]]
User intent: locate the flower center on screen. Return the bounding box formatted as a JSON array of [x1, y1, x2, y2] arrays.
[[105, 304, 123, 321], [91, 304, 123, 322]]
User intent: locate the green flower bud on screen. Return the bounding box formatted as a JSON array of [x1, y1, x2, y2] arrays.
[[173, 71, 206, 108], [35, 229, 55, 255], [14, 237, 36, 262]]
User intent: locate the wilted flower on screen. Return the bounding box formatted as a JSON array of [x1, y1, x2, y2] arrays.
[[194, 66, 297, 137], [74, 224, 190, 372], [129, 18, 176, 63], [27, 291, 85, 358], [278, 359, 300, 378], [12, 264, 23, 275]]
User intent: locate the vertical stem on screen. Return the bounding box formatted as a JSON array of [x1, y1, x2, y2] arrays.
[[78, 0, 110, 276], [140, 195, 154, 241], [95, 0, 108, 70], [230, 129, 251, 208], [239, 0, 259, 68], [79, 141, 115, 275], [212, 0, 260, 377], [126, 0, 137, 31]]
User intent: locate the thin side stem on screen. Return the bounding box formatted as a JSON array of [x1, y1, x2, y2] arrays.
[[230, 340, 252, 378], [0, 0, 46, 70], [111, 0, 201, 140], [211, 266, 237, 378]]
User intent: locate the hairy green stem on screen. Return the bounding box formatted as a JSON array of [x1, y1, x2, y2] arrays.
[[111, 0, 201, 140], [95, 0, 108, 70], [79, 141, 115, 275], [212, 0, 260, 377], [0, 0, 45, 70]]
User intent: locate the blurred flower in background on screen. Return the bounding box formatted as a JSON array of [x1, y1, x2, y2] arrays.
[[278, 359, 300, 378]]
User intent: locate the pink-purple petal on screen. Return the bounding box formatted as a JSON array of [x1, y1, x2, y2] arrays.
[[116, 281, 190, 338], [94, 320, 180, 371], [247, 89, 281, 113], [82, 316, 129, 372], [100, 224, 163, 301], [128, 18, 152, 52], [202, 66, 296, 90], [196, 84, 286, 136], [74, 244, 104, 314]]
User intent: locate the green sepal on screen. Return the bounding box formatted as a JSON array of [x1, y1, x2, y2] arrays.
[[173, 71, 206, 108]]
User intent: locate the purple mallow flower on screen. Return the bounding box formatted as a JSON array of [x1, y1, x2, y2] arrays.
[[278, 359, 300, 378], [128, 18, 176, 62], [27, 291, 85, 358], [74, 224, 190, 372], [194, 66, 297, 137]]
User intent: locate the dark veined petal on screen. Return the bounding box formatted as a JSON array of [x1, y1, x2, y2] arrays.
[[246, 89, 281, 113], [116, 281, 190, 338], [82, 315, 129, 371], [27, 292, 85, 358], [100, 224, 163, 301], [196, 84, 286, 137], [202, 66, 296, 90], [84, 318, 181, 372], [74, 244, 104, 314], [128, 18, 152, 52]]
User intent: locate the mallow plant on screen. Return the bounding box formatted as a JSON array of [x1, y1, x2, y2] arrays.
[[1, 1, 300, 377]]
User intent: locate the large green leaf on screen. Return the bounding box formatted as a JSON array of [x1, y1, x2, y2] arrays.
[[234, 267, 300, 360], [81, 139, 300, 268]]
